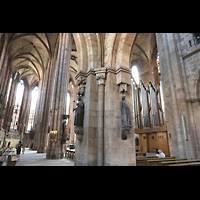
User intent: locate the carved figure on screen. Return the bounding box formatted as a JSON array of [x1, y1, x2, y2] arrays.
[[120, 96, 131, 128], [73, 96, 84, 127], [61, 114, 69, 144], [120, 96, 131, 140]]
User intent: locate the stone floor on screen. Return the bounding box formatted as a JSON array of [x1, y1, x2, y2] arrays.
[[16, 148, 74, 166]]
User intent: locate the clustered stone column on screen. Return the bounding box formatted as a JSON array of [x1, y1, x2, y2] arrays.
[[2, 72, 20, 146], [3, 73, 20, 130], [46, 33, 72, 159], [74, 66, 136, 166], [103, 66, 136, 166], [18, 83, 31, 142]]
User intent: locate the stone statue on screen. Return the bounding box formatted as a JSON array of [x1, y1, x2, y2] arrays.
[[73, 96, 84, 127], [120, 96, 131, 128], [61, 114, 69, 144], [120, 96, 131, 140]]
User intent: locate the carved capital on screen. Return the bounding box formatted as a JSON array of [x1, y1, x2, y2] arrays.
[[95, 68, 106, 86], [116, 66, 131, 86]]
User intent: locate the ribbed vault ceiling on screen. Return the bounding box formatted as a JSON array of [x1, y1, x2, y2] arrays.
[[130, 33, 157, 73], [7, 33, 59, 86]]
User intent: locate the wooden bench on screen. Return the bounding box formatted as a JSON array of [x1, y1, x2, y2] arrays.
[[0, 148, 11, 166], [146, 158, 187, 166], [160, 159, 200, 166], [136, 156, 175, 166], [0, 154, 7, 166], [7, 152, 17, 166], [136, 156, 158, 160], [0, 147, 7, 156], [136, 156, 158, 166], [0, 148, 17, 166], [136, 152, 146, 157], [168, 162, 200, 166]]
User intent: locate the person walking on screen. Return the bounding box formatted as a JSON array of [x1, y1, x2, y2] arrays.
[[16, 141, 23, 161]]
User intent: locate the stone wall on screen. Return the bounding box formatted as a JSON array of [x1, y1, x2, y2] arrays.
[[104, 67, 135, 166], [74, 66, 136, 166], [156, 33, 200, 159]]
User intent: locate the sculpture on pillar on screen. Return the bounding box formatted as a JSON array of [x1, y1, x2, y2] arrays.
[[120, 96, 131, 140], [74, 73, 86, 140], [73, 95, 84, 135], [61, 114, 69, 144]]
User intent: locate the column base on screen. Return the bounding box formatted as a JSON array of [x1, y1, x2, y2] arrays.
[[46, 149, 64, 159], [37, 147, 46, 153]]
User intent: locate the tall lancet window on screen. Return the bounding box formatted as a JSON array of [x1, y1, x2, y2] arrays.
[[66, 93, 70, 115], [10, 80, 24, 130], [131, 65, 139, 85], [27, 86, 38, 131]]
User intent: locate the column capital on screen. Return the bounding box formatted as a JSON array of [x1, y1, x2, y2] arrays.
[[116, 66, 132, 86], [95, 68, 106, 86]]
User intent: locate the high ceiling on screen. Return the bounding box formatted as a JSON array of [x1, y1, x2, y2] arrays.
[[6, 33, 78, 87], [130, 33, 157, 74], [5, 33, 157, 87], [6, 33, 59, 86]]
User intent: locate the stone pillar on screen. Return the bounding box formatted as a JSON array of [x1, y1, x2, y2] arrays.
[[95, 68, 106, 166], [104, 67, 136, 166], [35, 71, 50, 153], [20, 86, 32, 142], [3, 73, 20, 130], [0, 33, 8, 75], [0, 71, 10, 129], [18, 84, 29, 139], [32, 78, 46, 150], [46, 33, 72, 159], [156, 33, 200, 159], [74, 69, 98, 166], [2, 72, 20, 146], [37, 55, 58, 153], [31, 80, 42, 150], [69, 85, 78, 145]]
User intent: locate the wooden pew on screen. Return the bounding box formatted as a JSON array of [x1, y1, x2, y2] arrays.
[[0, 154, 7, 166], [136, 152, 146, 157], [167, 162, 200, 166], [160, 159, 200, 166], [136, 157, 157, 166], [0, 147, 7, 156], [7, 152, 17, 166], [136, 156, 175, 166], [146, 158, 187, 166], [0, 148, 10, 166], [0, 148, 17, 166]]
